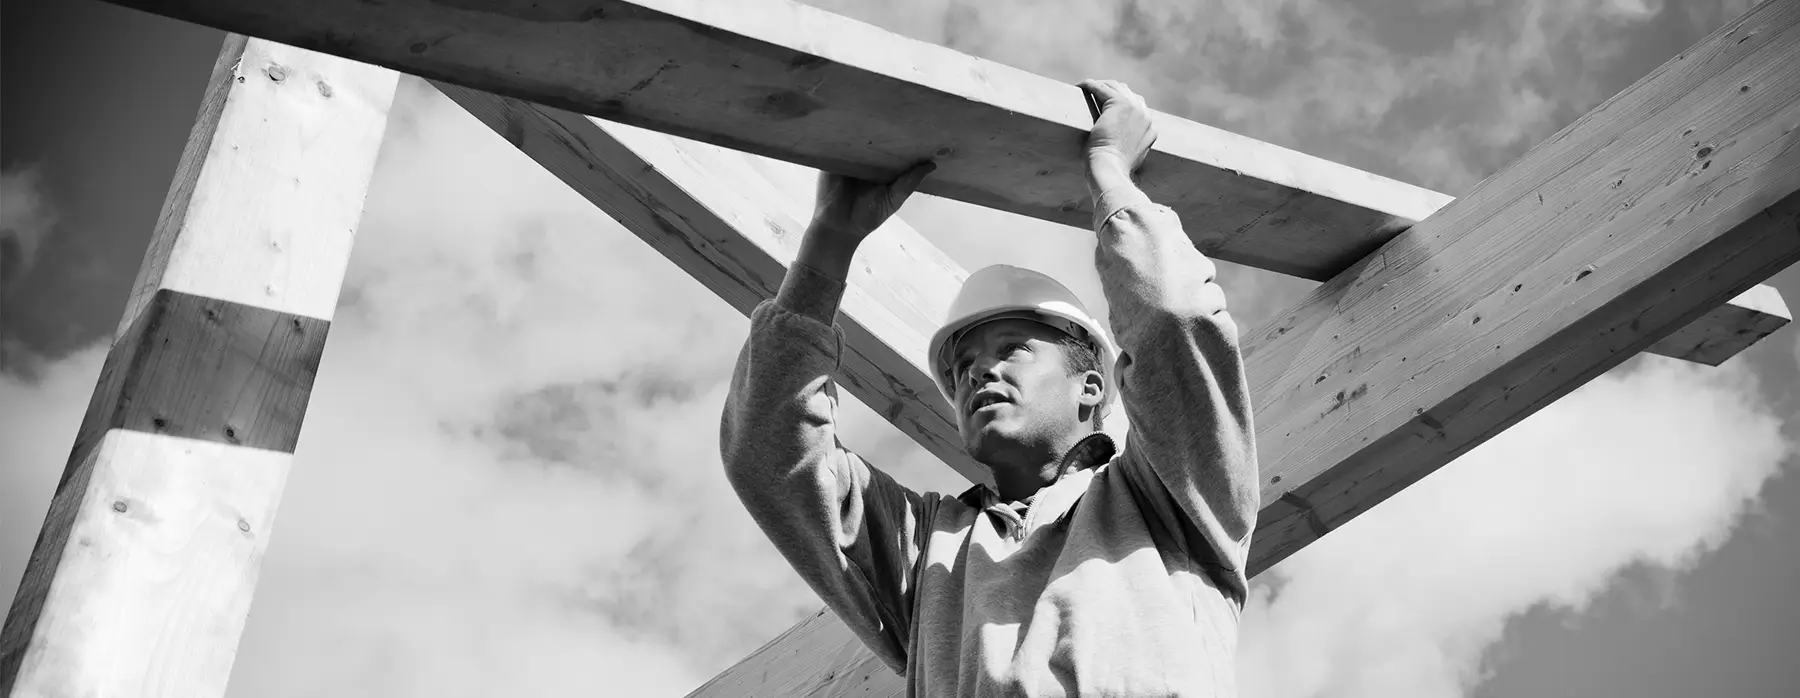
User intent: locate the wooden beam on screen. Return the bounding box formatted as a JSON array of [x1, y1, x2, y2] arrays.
[[685, 609, 892, 698], [1244, 0, 1800, 571], [97, 0, 1787, 337], [681, 2, 1800, 695], [433, 82, 989, 485], [102, 0, 1787, 350], [104, 0, 1453, 280], [1644, 284, 1790, 365], [0, 37, 394, 697]]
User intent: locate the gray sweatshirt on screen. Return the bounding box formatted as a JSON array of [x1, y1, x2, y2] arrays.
[[721, 187, 1260, 697]]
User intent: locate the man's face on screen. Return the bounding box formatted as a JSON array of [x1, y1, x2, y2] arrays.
[[948, 317, 1100, 463]]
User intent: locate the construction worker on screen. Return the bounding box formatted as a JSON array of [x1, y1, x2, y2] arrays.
[[721, 80, 1258, 696]]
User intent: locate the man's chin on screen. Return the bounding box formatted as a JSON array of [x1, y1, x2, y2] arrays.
[[965, 424, 1022, 459]]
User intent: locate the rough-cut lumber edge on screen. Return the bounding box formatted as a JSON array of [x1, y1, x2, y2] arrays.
[[681, 3, 1800, 695], [1644, 283, 1790, 364], [434, 82, 989, 485], [0, 37, 396, 698], [103, 0, 1453, 279]]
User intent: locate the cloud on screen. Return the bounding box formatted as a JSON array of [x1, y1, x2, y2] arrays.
[[1237, 357, 1793, 698], [0, 164, 59, 287]]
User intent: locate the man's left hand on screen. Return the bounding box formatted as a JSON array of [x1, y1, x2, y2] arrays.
[[1079, 79, 1158, 191]]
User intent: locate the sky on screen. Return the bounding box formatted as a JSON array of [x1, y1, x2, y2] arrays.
[[3, 1, 1799, 697]]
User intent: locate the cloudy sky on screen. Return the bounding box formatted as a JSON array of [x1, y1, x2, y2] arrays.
[[4, 0, 1799, 696]]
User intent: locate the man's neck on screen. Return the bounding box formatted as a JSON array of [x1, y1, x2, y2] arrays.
[[984, 430, 1092, 502]]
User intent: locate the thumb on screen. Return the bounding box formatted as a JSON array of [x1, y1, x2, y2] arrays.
[[886, 160, 937, 204], [1079, 79, 1124, 110]]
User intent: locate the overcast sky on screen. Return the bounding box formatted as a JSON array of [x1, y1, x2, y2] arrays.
[[3, 1, 1799, 696]]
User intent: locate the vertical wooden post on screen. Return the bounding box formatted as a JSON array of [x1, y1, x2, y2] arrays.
[[0, 36, 395, 697]]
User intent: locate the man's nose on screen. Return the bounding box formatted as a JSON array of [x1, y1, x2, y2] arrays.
[[966, 356, 1004, 389]]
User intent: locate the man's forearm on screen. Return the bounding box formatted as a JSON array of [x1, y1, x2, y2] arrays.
[[1085, 153, 1136, 201], [775, 224, 859, 324]]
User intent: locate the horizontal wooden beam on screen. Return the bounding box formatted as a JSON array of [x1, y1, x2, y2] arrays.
[[0, 37, 395, 697], [104, 0, 1455, 280], [100, 0, 1789, 347], [103, 0, 1787, 350]]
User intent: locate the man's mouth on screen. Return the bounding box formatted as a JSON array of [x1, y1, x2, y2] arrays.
[[969, 392, 1010, 415]]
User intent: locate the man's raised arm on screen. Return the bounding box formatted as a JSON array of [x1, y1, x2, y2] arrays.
[[719, 166, 938, 671], [1082, 80, 1261, 601]]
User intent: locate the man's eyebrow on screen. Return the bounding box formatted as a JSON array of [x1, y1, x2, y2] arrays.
[[960, 327, 1043, 352]]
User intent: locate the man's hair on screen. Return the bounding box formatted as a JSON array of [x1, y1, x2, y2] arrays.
[[1055, 334, 1105, 430]]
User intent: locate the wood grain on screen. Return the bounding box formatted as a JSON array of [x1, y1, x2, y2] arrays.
[[0, 37, 395, 697], [684, 609, 895, 698], [2, 432, 292, 698], [77, 290, 329, 455]]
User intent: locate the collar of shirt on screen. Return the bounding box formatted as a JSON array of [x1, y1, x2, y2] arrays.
[[960, 433, 1119, 539]]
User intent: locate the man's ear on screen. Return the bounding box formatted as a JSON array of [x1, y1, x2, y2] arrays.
[[1076, 370, 1105, 408]]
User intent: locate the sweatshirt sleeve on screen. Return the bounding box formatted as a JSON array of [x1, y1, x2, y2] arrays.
[[1092, 187, 1261, 602], [719, 267, 933, 673]]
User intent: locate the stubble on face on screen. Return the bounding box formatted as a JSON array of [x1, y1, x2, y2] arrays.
[[950, 319, 1087, 467]]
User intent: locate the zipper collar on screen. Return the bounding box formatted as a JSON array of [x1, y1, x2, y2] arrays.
[[960, 433, 1118, 540]]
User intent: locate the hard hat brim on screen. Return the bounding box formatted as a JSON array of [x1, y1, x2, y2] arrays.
[[927, 304, 1119, 412]]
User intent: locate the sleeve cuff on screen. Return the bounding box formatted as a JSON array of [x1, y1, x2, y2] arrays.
[[751, 297, 846, 370], [1093, 186, 1157, 230]]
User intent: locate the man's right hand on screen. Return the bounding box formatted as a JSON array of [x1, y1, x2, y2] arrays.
[[809, 163, 936, 246], [781, 163, 935, 320]]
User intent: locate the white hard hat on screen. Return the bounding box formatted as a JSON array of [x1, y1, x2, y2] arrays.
[[928, 264, 1118, 416]]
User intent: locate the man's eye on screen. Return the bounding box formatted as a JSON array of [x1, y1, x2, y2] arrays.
[[1005, 343, 1028, 355]]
